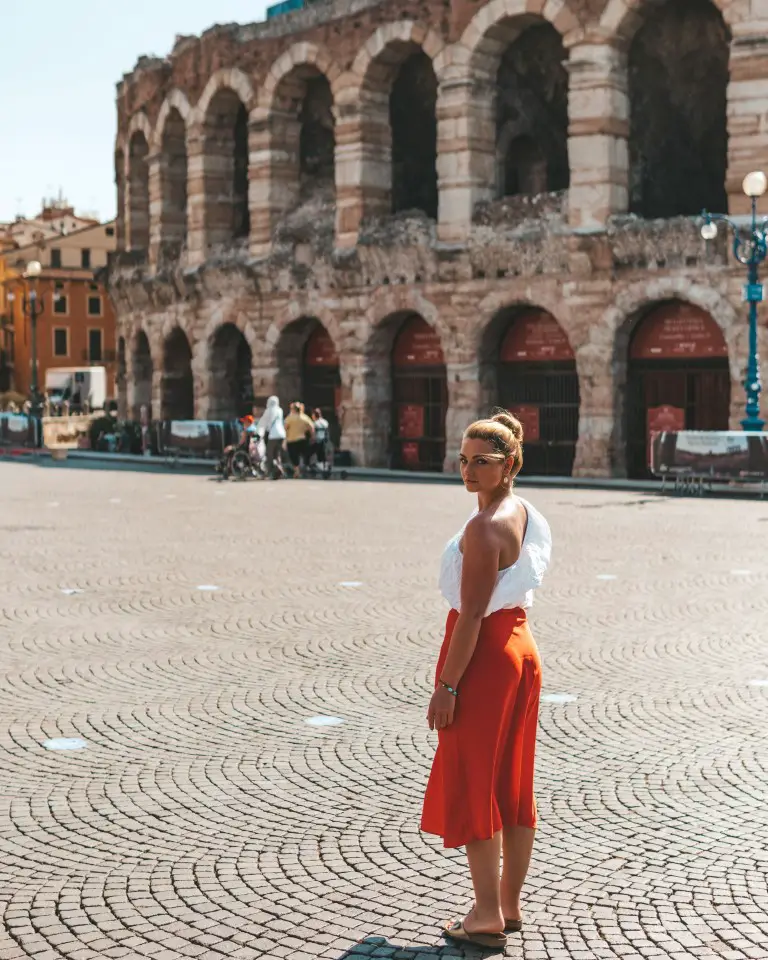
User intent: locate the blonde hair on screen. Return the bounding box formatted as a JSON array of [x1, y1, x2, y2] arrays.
[[464, 409, 524, 476]]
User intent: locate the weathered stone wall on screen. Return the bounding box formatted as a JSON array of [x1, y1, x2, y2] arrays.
[[109, 0, 768, 476]]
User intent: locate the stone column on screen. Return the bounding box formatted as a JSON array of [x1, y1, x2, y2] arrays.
[[572, 342, 617, 477], [726, 30, 768, 216], [337, 351, 367, 464], [436, 73, 495, 244], [191, 340, 211, 420], [249, 108, 300, 259], [567, 37, 629, 229], [443, 358, 482, 472], [334, 87, 391, 249], [185, 128, 206, 268], [147, 152, 163, 270]]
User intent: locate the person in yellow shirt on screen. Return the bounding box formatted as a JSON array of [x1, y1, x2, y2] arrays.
[[284, 402, 315, 478]]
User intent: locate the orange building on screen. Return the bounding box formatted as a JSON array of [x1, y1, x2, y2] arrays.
[[0, 216, 117, 400]]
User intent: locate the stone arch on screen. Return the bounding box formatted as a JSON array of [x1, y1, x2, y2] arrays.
[[625, 0, 729, 218], [129, 328, 153, 421], [161, 327, 194, 421], [156, 101, 190, 254], [207, 322, 255, 420], [342, 22, 445, 226], [151, 89, 192, 152], [599, 0, 742, 43], [600, 279, 738, 476], [200, 83, 251, 250], [433, 0, 572, 239], [127, 123, 150, 251], [251, 46, 340, 247], [194, 68, 256, 122]]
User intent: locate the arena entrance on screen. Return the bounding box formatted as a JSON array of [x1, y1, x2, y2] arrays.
[[626, 301, 730, 478], [391, 316, 447, 471], [303, 325, 341, 445], [497, 309, 579, 476]]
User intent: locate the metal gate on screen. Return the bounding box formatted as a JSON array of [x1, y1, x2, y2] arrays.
[[498, 362, 580, 476], [303, 363, 341, 444], [626, 360, 731, 478], [392, 368, 447, 471]]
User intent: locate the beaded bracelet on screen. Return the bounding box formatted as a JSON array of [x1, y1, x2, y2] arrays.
[[439, 679, 459, 698]]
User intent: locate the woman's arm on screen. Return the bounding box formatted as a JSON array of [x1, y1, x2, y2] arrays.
[[439, 515, 499, 689]]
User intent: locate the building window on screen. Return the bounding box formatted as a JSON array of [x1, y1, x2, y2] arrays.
[[106, 226, 115, 236], [88, 329, 103, 362], [81, 248, 91, 268], [54, 294, 68, 315], [53, 328, 68, 357], [87, 295, 102, 316], [51, 249, 62, 268]]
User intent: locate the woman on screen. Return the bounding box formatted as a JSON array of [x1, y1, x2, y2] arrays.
[[421, 410, 552, 951], [257, 396, 286, 479], [284, 402, 315, 479]]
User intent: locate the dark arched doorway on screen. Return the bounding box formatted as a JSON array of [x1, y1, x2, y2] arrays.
[[209, 324, 253, 420], [391, 315, 446, 471], [484, 307, 579, 476], [390, 52, 438, 218], [626, 301, 730, 478], [303, 326, 341, 444], [131, 331, 152, 421], [161, 328, 194, 420]]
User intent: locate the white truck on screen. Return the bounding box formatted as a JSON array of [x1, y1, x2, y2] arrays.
[[45, 367, 107, 412]]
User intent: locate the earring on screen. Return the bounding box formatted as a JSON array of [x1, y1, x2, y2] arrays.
[[503, 475, 509, 485]]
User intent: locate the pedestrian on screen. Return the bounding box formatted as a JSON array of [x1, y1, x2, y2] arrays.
[[284, 401, 315, 479], [257, 395, 286, 479], [421, 409, 552, 951], [310, 407, 329, 473]]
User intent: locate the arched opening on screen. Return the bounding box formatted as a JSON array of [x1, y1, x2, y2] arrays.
[[628, 0, 729, 218], [128, 132, 149, 251], [208, 323, 253, 420], [131, 331, 152, 421], [495, 22, 569, 199], [481, 307, 579, 476], [160, 108, 188, 253], [115, 149, 126, 250], [275, 317, 341, 443], [203, 89, 250, 249], [390, 52, 438, 218], [626, 301, 730, 478], [391, 314, 446, 471], [161, 328, 194, 421]]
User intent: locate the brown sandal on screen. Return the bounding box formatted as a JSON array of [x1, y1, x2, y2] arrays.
[[504, 917, 523, 933], [443, 920, 507, 950]]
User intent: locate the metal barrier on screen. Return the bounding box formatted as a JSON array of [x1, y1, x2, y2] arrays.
[[650, 430, 768, 497]]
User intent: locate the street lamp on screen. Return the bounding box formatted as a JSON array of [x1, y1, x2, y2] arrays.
[[701, 171, 767, 431], [22, 260, 44, 421]]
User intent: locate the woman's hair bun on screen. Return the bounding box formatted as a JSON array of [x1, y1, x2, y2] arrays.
[[491, 409, 524, 443]]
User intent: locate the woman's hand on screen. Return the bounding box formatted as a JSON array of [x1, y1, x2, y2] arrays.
[[427, 686, 457, 731]]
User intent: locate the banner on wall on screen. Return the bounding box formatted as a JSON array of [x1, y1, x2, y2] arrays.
[[401, 441, 420, 467], [398, 404, 425, 438], [650, 430, 768, 480], [513, 405, 541, 444], [647, 404, 685, 467]]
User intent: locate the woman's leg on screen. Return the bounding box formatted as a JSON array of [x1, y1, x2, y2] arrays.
[[500, 825, 535, 922], [463, 831, 504, 933]]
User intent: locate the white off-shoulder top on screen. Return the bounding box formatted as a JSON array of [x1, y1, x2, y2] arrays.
[[438, 496, 552, 615]]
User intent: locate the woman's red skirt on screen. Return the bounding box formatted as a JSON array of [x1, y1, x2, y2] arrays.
[[421, 607, 542, 849]]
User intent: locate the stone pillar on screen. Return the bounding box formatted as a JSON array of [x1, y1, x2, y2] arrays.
[[337, 351, 367, 465], [572, 343, 617, 477], [147, 152, 163, 269], [185, 128, 206, 268], [443, 359, 482, 471], [334, 87, 391, 249], [436, 73, 495, 244], [249, 108, 301, 259], [726, 30, 768, 216], [567, 38, 629, 229]]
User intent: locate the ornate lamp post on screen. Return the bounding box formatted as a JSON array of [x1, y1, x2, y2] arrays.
[[701, 170, 767, 432], [17, 260, 45, 420]]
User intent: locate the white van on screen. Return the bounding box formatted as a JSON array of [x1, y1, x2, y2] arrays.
[[45, 367, 107, 411]]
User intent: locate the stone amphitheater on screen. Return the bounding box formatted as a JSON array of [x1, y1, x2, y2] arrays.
[[109, 0, 768, 478]]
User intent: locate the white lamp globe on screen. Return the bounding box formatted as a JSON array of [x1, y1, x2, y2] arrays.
[[742, 171, 767, 198], [24, 260, 42, 278], [700, 221, 718, 241]]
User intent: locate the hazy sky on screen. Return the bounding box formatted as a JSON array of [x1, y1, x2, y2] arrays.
[[0, 1, 269, 223]]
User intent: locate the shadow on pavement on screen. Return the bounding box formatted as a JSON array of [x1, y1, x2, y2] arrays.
[[337, 935, 508, 958]]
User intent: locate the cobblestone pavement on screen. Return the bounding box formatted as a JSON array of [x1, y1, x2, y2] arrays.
[[1, 462, 767, 960]]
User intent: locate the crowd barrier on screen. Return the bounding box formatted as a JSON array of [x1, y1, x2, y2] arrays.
[[650, 430, 768, 496], [0, 413, 39, 448]]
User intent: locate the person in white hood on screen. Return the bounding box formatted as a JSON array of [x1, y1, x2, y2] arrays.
[[258, 396, 286, 479]]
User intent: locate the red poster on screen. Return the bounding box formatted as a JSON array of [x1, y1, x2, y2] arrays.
[[398, 404, 424, 437], [304, 327, 339, 367], [501, 310, 574, 363], [647, 404, 685, 468], [513, 405, 541, 443], [631, 304, 727, 360], [393, 317, 444, 367], [401, 441, 420, 467]]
